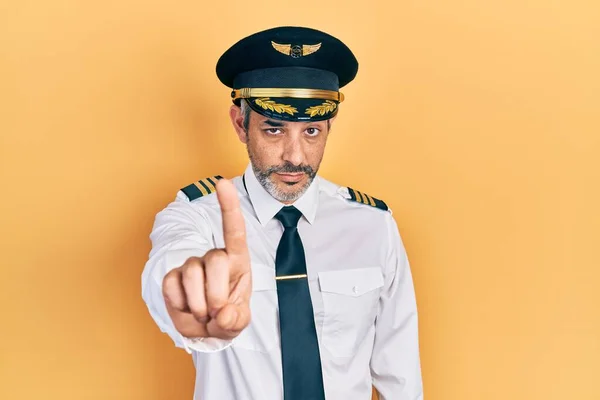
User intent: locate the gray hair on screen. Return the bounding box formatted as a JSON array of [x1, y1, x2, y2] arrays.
[[240, 99, 251, 132]]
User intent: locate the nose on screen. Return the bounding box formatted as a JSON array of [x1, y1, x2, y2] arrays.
[[281, 134, 305, 166]]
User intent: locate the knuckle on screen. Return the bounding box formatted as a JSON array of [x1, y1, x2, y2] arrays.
[[189, 302, 208, 317], [182, 262, 203, 281], [203, 249, 228, 267], [162, 269, 180, 291], [182, 256, 202, 268], [224, 230, 247, 245], [229, 230, 246, 239]]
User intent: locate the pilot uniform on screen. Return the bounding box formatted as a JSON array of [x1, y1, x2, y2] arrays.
[[141, 26, 423, 400]]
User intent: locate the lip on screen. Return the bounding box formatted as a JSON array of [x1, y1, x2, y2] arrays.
[[276, 172, 305, 183]]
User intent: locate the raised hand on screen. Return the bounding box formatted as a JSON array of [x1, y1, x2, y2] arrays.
[[162, 179, 252, 340]]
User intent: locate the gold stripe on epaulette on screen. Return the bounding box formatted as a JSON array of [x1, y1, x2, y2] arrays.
[[202, 178, 216, 191], [359, 192, 369, 205], [364, 193, 376, 207], [208, 177, 219, 190], [194, 182, 209, 196], [355, 190, 364, 204], [346, 186, 389, 212]]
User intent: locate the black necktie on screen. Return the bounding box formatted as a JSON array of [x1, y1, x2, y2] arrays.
[[274, 206, 325, 400]]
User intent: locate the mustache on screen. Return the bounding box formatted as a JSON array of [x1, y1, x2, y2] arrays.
[[265, 162, 315, 176]]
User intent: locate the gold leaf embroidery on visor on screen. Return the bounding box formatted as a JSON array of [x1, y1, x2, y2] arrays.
[[254, 98, 298, 115], [305, 100, 337, 117]]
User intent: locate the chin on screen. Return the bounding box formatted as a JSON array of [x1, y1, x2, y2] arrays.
[[277, 184, 300, 195], [268, 182, 307, 203], [263, 173, 315, 202]]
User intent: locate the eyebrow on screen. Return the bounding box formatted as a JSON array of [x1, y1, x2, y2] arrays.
[[261, 119, 287, 127]]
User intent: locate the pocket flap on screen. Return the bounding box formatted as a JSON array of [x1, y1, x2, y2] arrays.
[[251, 264, 277, 291], [318, 267, 384, 297]]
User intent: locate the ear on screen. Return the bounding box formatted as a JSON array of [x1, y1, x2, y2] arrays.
[[229, 104, 248, 144]]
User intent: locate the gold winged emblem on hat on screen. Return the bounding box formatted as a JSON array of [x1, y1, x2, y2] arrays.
[[271, 41, 322, 57]]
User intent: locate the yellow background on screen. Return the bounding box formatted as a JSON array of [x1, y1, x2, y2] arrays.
[[1, 1, 599, 399]]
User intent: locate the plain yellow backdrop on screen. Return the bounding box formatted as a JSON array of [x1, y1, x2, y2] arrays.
[[1, 1, 599, 399]]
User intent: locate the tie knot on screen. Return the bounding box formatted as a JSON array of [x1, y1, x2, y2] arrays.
[[275, 206, 303, 228]]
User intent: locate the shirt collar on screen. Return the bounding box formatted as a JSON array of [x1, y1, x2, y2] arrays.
[[243, 163, 319, 226]]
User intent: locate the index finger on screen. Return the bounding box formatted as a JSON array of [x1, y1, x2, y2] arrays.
[[215, 179, 249, 258]]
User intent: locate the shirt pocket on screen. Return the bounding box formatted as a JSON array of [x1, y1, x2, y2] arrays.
[[233, 263, 280, 353], [318, 267, 384, 358]]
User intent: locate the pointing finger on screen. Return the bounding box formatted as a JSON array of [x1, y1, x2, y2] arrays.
[[203, 249, 230, 318], [216, 179, 249, 260]]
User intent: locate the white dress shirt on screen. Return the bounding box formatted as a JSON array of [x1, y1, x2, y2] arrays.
[[141, 164, 423, 400]]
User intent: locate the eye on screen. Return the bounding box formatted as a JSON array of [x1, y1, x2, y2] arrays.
[[264, 128, 282, 135], [305, 127, 321, 137]]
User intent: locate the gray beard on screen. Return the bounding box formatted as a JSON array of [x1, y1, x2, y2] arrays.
[[247, 147, 317, 202]]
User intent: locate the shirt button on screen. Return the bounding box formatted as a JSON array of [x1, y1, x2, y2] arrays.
[[352, 286, 359, 294]]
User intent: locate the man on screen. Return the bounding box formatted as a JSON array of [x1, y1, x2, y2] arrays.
[[142, 26, 423, 400]]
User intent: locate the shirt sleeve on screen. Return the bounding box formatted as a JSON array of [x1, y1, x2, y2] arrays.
[[141, 191, 233, 353], [370, 214, 424, 400]]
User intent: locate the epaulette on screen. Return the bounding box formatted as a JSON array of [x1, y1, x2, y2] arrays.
[[347, 187, 389, 211], [180, 175, 223, 201]]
